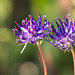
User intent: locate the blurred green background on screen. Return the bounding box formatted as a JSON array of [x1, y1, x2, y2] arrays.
[[0, 0, 75, 75]]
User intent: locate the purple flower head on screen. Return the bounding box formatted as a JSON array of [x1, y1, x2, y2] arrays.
[[46, 14, 75, 52], [12, 13, 50, 53]]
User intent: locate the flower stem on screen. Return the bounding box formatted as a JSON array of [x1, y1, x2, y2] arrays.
[[36, 42, 47, 75], [71, 47, 75, 75]]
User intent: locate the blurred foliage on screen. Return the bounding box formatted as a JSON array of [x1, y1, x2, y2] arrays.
[[0, 0, 75, 75]]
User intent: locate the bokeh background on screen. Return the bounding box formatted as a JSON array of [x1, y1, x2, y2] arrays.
[[0, 0, 75, 75]]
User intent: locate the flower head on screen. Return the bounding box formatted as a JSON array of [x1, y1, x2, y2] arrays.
[[12, 13, 50, 53], [46, 14, 75, 52]]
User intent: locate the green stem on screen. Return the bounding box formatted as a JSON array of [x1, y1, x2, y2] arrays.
[[36, 42, 47, 75], [71, 47, 75, 75]]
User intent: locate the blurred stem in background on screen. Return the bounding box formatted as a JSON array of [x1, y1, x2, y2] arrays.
[[71, 48, 75, 75], [71, 0, 75, 74], [36, 42, 47, 75]]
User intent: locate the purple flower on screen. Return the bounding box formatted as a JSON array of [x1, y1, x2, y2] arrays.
[[12, 13, 50, 53], [46, 14, 75, 52]]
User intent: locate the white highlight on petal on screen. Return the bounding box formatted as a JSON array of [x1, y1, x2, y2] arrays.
[[30, 20, 32, 25], [20, 43, 27, 54], [43, 15, 46, 18], [67, 14, 70, 17], [21, 27, 28, 33], [45, 24, 49, 27], [30, 28, 33, 32], [65, 29, 68, 32], [29, 15, 31, 17], [67, 14, 72, 21], [12, 29, 15, 31], [38, 30, 42, 34], [69, 28, 72, 34], [44, 22, 47, 24]]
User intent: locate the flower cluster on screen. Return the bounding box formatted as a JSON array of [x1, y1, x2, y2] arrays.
[[46, 14, 75, 52], [13, 13, 75, 53], [12, 13, 50, 53]]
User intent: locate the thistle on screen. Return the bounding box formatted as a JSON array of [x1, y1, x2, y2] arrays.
[[46, 14, 75, 75], [46, 14, 75, 53], [12, 13, 50, 53], [12, 13, 50, 75]]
